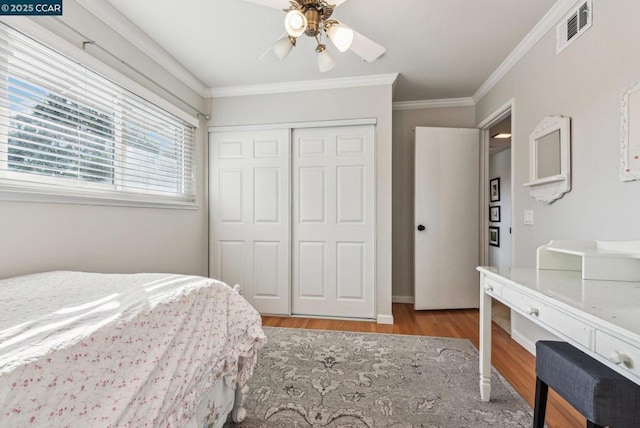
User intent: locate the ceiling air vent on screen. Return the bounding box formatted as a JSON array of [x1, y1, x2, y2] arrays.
[[556, 0, 592, 54]]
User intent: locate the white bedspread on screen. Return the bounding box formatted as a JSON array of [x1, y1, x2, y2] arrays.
[[0, 271, 266, 427]]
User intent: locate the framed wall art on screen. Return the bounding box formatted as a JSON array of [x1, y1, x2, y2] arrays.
[[490, 177, 501, 202], [490, 206, 501, 222], [489, 226, 500, 247]]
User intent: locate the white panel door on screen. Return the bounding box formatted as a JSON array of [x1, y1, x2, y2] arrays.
[[414, 127, 480, 310], [292, 125, 375, 318], [209, 129, 290, 315]]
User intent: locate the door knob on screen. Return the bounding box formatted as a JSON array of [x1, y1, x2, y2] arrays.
[[417, 225, 426, 231]]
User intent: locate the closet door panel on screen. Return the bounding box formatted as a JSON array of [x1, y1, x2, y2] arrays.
[[210, 129, 290, 315], [253, 241, 280, 297], [218, 241, 244, 287], [254, 168, 280, 223], [298, 167, 326, 223], [337, 165, 365, 223], [297, 241, 327, 298], [336, 242, 365, 299], [292, 125, 375, 319], [219, 169, 244, 222]]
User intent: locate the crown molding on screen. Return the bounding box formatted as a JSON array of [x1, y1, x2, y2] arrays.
[[208, 73, 399, 98], [392, 98, 475, 111], [472, 0, 579, 104], [74, 0, 209, 98]]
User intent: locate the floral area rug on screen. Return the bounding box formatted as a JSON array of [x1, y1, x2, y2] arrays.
[[227, 327, 533, 427]]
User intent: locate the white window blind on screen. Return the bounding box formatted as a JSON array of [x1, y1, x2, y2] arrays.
[[0, 23, 196, 205]]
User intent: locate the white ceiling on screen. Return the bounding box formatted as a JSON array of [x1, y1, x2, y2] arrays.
[[489, 115, 512, 155], [103, 0, 557, 102]]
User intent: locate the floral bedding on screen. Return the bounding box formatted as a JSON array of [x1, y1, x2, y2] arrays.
[[192, 377, 235, 428], [0, 271, 266, 427]]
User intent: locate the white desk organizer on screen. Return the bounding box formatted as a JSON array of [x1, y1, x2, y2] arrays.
[[537, 240, 640, 281]]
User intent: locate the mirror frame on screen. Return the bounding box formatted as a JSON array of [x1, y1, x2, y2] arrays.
[[621, 80, 640, 182], [524, 115, 571, 204]]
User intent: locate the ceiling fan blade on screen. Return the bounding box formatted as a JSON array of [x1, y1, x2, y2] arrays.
[[242, 0, 292, 10], [348, 29, 385, 63]]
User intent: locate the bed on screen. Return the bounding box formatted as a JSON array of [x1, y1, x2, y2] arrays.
[[0, 271, 266, 427]]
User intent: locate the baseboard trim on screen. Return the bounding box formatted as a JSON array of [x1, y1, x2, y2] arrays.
[[288, 314, 375, 323], [510, 329, 537, 356], [392, 295, 415, 304], [376, 314, 394, 325]]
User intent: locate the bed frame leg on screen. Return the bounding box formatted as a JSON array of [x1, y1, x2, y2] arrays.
[[230, 283, 248, 423], [232, 283, 244, 296], [231, 383, 249, 423]]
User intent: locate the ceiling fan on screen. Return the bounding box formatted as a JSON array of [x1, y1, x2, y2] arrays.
[[244, 0, 385, 72]]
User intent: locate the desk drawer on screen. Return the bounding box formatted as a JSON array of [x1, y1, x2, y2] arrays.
[[501, 286, 594, 348], [538, 304, 593, 349], [595, 331, 640, 380], [502, 286, 538, 315], [483, 276, 504, 298]]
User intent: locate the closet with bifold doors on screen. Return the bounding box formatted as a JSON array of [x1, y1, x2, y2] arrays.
[[209, 123, 376, 319]]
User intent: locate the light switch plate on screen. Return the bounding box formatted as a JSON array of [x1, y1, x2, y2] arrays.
[[524, 210, 534, 225]]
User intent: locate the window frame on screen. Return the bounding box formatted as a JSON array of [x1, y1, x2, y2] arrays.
[[0, 21, 199, 209]]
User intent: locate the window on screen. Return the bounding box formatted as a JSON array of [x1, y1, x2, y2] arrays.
[[0, 23, 196, 206]]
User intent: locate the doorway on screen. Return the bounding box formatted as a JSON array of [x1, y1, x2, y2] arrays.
[[488, 116, 512, 268], [488, 115, 512, 332], [479, 101, 513, 333]]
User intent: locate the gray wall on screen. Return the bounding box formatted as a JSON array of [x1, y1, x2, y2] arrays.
[[209, 84, 394, 320], [476, 0, 640, 266], [475, 0, 640, 352], [0, 1, 209, 279], [391, 106, 476, 300]]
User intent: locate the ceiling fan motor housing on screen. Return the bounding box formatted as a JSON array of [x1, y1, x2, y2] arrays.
[[293, 0, 335, 37], [304, 8, 320, 36]]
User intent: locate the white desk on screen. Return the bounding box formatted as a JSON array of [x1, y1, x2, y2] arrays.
[[477, 266, 640, 401]]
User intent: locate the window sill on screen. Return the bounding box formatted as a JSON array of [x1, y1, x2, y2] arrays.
[[0, 187, 199, 210]]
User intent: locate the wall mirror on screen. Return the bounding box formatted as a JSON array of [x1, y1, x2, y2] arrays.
[[524, 115, 571, 204], [621, 81, 640, 181]]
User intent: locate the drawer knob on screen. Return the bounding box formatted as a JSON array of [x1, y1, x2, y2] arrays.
[[610, 351, 632, 367], [485, 285, 494, 292], [528, 307, 539, 316]]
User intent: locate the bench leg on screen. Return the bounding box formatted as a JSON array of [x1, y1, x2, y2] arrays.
[[533, 377, 548, 428]]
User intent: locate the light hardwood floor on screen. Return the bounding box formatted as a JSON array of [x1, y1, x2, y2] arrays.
[[262, 303, 585, 428]]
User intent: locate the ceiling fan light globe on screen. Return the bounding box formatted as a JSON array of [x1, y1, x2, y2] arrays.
[[285, 10, 307, 37], [272, 36, 295, 60], [327, 23, 354, 52], [317, 47, 336, 72]]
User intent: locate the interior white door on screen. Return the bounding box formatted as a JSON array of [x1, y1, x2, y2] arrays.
[[209, 129, 290, 315], [292, 125, 375, 318], [414, 127, 480, 310]]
